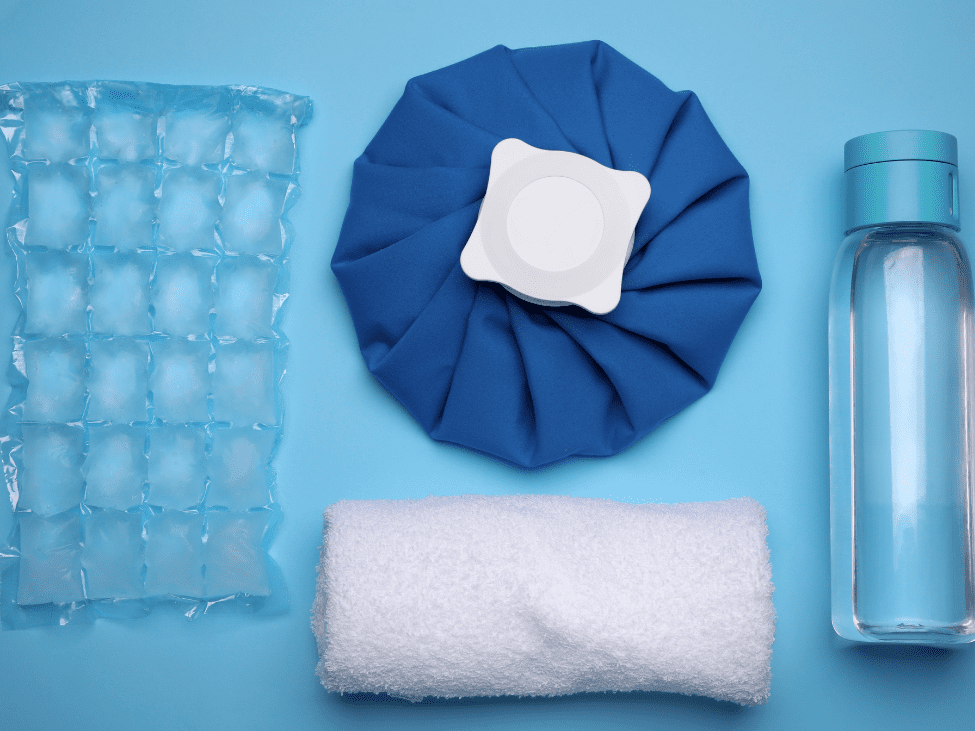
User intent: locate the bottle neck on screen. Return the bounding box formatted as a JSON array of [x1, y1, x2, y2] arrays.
[[845, 221, 960, 237]]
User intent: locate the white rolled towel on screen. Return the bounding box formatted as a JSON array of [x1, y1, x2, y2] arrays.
[[312, 494, 774, 705]]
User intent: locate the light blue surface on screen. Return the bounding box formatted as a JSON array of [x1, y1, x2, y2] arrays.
[[0, 0, 974, 729]]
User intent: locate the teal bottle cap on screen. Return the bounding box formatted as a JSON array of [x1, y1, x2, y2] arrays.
[[844, 130, 960, 233], [845, 129, 957, 171]]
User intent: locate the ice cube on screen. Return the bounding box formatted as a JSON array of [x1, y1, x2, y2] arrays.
[[231, 99, 295, 175], [212, 341, 276, 425], [81, 510, 144, 600], [207, 428, 274, 509], [22, 338, 87, 422], [93, 163, 156, 250], [144, 511, 204, 597], [157, 167, 221, 252], [18, 424, 85, 515], [1, 133, 12, 219], [148, 338, 211, 423], [83, 425, 147, 510], [214, 256, 277, 339], [148, 426, 206, 509], [17, 511, 85, 605], [26, 162, 90, 249], [204, 510, 270, 597], [150, 252, 215, 336], [87, 338, 149, 423], [92, 83, 158, 163], [220, 174, 288, 255], [90, 252, 152, 335], [163, 87, 231, 167], [23, 84, 91, 163], [24, 251, 89, 336]]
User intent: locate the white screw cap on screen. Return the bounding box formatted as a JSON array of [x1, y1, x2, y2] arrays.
[[461, 138, 650, 315]]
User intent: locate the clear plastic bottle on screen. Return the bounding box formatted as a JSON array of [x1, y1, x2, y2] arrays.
[[829, 130, 975, 644]]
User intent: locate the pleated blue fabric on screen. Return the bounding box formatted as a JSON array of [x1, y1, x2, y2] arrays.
[[332, 41, 761, 468]]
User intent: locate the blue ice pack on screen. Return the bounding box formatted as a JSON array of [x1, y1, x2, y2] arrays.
[[0, 81, 311, 627], [332, 41, 761, 468]]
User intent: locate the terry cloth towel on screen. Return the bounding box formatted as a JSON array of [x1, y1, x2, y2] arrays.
[[330, 41, 761, 468], [312, 495, 775, 705]]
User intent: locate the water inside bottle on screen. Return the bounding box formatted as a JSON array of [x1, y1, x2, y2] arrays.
[[850, 229, 975, 639]]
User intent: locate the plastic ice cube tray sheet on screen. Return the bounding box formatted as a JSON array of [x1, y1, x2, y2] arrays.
[[0, 81, 311, 627]]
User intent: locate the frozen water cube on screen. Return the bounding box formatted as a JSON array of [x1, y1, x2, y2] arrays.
[[91, 252, 152, 335], [207, 428, 274, 509], [83, 426, 147, 510], [231, 97, 295, 175], [26, 163, 90, 249], [144, 511, 204, 597], [212, 341, 276, 425], [19, 424, 85, 515], [204, 510, 270, 597], [93, 163, 156, 250], [87, 338, 149, 422], [92, 83, 159, 162], [220, 174, 288, 255], [17, 511, 85, 605], [163, 88, 231, 166], [214, 256, 277, 339], [148, 338, 211, 422], [81, 510, 144, 599], [157, 168, 221, 252], [24, 251, 89, 336], [2, 132, 11, 212], [23, 338, 87, 422], [151, 252, 215, 335], [23, 84, 91, 163], [148, 426, 206, 509]]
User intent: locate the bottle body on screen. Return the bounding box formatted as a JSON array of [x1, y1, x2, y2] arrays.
[[829, 224, 975, 643]]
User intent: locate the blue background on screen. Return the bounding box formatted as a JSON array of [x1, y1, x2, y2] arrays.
[[1, 0, 974, 728]]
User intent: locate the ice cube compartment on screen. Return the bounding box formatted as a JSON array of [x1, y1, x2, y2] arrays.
[[1, 81, 309, 621]]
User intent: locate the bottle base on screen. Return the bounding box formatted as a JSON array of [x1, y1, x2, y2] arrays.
[[834, 616, 975, 645], [857, 621, 975, 644]]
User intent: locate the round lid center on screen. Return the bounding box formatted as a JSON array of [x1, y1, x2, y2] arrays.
[[506, 176, 604, 272]]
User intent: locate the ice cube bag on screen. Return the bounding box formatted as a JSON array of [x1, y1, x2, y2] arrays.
[[0, 81, 311, 627]]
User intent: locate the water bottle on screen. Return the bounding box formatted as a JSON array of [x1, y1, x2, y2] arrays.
[[829, 130, 975, 644]]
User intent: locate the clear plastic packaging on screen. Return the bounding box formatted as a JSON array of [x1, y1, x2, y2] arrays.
[[0, 81, 311, 628]]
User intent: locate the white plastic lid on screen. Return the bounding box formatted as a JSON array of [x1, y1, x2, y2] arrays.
[[460, 138, 651, 314]]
